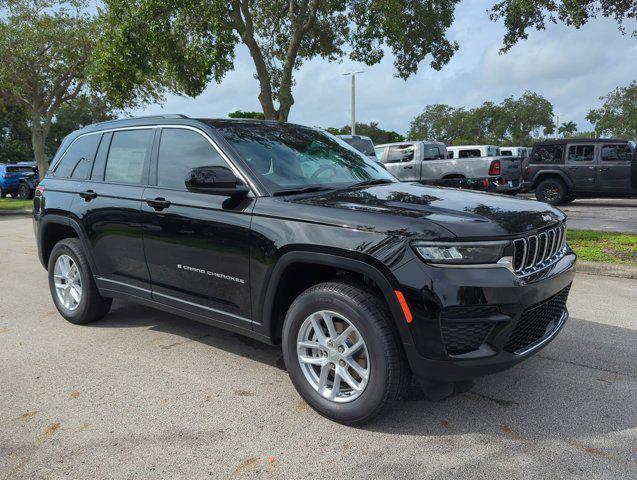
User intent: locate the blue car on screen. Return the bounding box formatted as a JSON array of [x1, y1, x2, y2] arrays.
[[0, 162, 38, 198]]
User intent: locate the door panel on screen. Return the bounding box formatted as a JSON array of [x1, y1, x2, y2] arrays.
[[75, 182, 151, 296], [141, 188, 254, 324], [598, 144, 633, 192], [384, 144, 419, 181], [565, 144, 597, 191]]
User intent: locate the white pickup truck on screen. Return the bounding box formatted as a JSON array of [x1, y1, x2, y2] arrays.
[[374, 141, 523, 193]]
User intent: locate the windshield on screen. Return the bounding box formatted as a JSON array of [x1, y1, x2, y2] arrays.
[[212, 122, 395, 193]]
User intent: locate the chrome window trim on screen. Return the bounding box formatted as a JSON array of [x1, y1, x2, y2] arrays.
[[49, 124, 261, 195]]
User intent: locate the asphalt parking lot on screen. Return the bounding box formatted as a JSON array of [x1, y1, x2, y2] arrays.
[[520, 196, 637, 233], [1, 216, 636, 479]]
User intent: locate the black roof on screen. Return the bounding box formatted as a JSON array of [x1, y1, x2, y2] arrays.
[[533, 138, 629, 146]]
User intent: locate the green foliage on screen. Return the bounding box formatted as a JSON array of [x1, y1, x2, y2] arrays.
[[94, 1, 462, 121], [228, 111, 265, 120], [0, 1, 99, 174], [0, 101, 32, 163], [328, 122, 404, 144], [557, 121, 577, 137], [408, 91, 554, 145], [586, 81, 637, 139], [489, 1, 637, 53], [0, 198, 33, 210]]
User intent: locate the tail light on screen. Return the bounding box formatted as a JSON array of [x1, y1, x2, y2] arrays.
[[35, 185, 45, 196], [3, 173, 15, 179], [489, 160, 501, 176]]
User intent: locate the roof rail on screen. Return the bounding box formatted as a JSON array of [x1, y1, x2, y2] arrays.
[[91, 114, 190, 127]]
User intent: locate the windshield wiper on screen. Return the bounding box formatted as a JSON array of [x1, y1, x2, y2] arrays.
[[272, 185, 335, 196], [347, 179, 395, 189]]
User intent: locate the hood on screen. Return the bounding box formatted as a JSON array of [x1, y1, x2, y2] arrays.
[[291, 182, 565, 238]]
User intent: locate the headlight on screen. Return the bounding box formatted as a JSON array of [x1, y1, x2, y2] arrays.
[[411, 241, 510, 265]]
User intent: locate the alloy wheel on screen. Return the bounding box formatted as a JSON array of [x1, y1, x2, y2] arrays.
[[296, 310, 370, 403], [53, 254, 83, 311]]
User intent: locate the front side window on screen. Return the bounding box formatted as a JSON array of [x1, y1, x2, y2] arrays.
[[500, 149, 513, 156], [601, 144, 632, 161], [374, 146, 386, 160], [104, 130, 153, 184], [157, 129, 226, 189], [567, 145, 595, 162], [458, 149, 481, 158], [211, 122, 394, 192], [53, 134, 101, 178], [386, 144, 415, 163]]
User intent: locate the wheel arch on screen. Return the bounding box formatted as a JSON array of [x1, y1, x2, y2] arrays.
[[39, 215, 97, 273], [533, 170, 573, 189], [258, 251, 414, 348]]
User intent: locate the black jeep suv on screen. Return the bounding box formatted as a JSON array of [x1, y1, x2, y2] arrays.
[[524, 138, 637, 205], [33, 116, 576, 424]]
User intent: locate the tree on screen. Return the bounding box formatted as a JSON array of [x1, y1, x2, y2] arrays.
[[94, 0, 461, 122], [328, 122, 404, 143], [408, 91, 555, 145], [0, 1, 99, 175], [228, 110, 265, 120], [558, 121, 577, 137], [489, 1, 637, 53], [586, 81, 637, 139], [0, 100, 32, 163]]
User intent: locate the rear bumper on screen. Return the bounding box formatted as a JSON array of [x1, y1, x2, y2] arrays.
[[392, 249, 576, 382]]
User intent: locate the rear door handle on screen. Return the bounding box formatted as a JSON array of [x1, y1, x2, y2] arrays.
[[145, 197, 171, 211], [403, 166, 413, 169], [79, 190, 97, 201]]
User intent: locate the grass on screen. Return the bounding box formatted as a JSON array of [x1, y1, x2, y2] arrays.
[[0, 197, 32, 211], [567, 230, 637, 265]]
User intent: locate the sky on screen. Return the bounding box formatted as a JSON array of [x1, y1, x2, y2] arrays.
[[132, 0, 637, 137]]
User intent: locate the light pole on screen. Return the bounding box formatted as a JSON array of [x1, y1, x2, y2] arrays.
[[555, 114, 561, 139], [343, 71, 364, 135]]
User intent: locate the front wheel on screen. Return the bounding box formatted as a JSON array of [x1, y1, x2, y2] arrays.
[[282, 280, 410, 424], [18, 183, 32, 200], [48, 238, 112, 324], [535, 178, 569, 205]]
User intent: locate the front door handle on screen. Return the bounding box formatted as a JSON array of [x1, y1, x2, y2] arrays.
[[403, 166, 413, 169], [79, 189, 97, 201], [145, 197, 171, 211], [599, 166, 610, 171]]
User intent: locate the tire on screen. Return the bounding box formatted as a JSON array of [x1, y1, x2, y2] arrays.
[[0, 187, 6, 198], [48, 238, 112, 325], [18, 183, 32, 200], [561, 195, 576, 204], [535, 177, 569, 205], [282, 279, 410, 424]]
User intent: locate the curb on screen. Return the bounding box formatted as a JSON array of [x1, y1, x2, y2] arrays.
[[575, 261, 637, 280]]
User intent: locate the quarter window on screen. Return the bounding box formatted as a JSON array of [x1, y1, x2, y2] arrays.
[[104, 130, 153, 184], [601, 144, 632, 161], [53, 134, 101, 179], [458, 149, 481, 158], [567, 145, 595, 162], [385, 144, 415, 163], [532, 145, 564, 163], [157, 129, 226, 189]]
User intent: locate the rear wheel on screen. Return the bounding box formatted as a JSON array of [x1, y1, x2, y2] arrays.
[[282, 280, 410, 424], [535, 178, 569, 205], [48, 238, 112, 325]]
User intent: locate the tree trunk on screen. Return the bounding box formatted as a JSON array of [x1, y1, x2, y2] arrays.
[[31, 121, 48, 177]]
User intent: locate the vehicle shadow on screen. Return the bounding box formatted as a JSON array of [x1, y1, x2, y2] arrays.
[[92, 300, 636, 441]]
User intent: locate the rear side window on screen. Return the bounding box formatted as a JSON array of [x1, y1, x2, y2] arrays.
[[601, 144, 632, 161], [567, 145, 595, 162], [531, 145, 564, 163], [53, 134, 101, 178], [385, 144, 415, 163], [458, 149, 481, 158], [374, 147, 386, 160], [500, 149, 512, 156], [157, 128, 226, 189], [104, 130, 153, 184]]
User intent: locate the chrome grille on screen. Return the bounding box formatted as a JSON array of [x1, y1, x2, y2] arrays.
[[512, 224, 567, 275]]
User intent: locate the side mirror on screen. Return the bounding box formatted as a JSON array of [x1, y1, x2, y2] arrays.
[[185, 165, 249, 197]]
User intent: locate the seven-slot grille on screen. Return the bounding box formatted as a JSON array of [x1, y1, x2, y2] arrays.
[[512, 224, 566, 274]]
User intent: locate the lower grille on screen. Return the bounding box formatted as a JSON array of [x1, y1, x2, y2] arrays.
[[441, 322, 493, 355], [503, 285, 571, 354]]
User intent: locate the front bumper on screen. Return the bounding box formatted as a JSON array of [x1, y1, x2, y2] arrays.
[[392, 249, 576, 382]]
